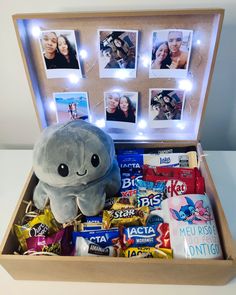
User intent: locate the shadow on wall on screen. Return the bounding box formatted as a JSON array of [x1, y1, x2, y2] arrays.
[[201, 24, 236, 151]]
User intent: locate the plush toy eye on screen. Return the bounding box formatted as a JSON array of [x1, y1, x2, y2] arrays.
[[57, 163, 69, 177], [91, 154, 100, 167]]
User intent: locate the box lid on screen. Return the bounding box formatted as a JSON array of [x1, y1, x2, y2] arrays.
[[13, 9, 224, 142]]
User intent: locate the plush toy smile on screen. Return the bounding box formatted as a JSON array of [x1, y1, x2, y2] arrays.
[[32, 120, 121, 223], [76, 170, 87, 176]]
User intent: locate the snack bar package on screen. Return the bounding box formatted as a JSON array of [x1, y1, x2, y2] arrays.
[[143, 151, 198, 168], [103, 206, 149, 229], [143, 166, 205, 197], [136, 179, 167, 210], [75, 237, 118, 257], [72, 228, 119, 248], [123, 247, 173, 258], [122, 223, 171, 249]]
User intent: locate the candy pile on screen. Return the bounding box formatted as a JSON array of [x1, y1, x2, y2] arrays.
[[14, 148, 208, 259]]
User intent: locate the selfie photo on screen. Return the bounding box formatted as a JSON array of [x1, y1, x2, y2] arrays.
[[149, 88, 185, 128], [149, 29, 193, 78], [39, 30, 82, 79], [99, 30, 138, 78], [104, 91, 138, 128]]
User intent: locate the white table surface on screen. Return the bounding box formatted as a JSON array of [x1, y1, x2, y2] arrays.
[[0, 149, 235, 294]]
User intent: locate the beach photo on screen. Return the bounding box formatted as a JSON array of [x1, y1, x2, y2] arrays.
[[54, 92, 89, 123]]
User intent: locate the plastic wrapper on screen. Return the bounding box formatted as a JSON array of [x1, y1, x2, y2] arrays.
[[25, 225, 74, 256], [123, 247, 173, 258], [103, 206, 149, 229], [122, 223, 171, 249], [111, 196, 136, 210], [14, 208, 60, 251], [136, 179, 167, 210], [72, 228, 119, 248], [142, 166, 205, 197], [75, 237, 118, 257]]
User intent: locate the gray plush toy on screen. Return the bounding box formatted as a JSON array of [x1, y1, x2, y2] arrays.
[[33, 120, 121, 223]]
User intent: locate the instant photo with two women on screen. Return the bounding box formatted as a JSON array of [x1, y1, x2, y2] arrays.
[[39, 30, 82, 79], [104, 91, 138, 129]]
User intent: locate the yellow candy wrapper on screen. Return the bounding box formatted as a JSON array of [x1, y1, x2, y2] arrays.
[[102, 206, 149, 229], [14, 208, 60, 251], [123, 247, 173, 258], [111, 196, 136, 210]]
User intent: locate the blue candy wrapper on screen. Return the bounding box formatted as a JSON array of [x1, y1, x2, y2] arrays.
[[136, 179, 167, 210], [73, 228, 119, 247]]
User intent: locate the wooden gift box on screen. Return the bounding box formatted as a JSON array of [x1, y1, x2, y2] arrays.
[[0, 9, 236, 285]]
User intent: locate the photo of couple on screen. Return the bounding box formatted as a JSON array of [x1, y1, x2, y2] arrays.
[[149, 29, 193, 78], [54, 92, 89, 123], [39, 30, 82, 79], [149, 89, 185, 128], [104, 92, 138, 127], [99, 30, 138, 78]]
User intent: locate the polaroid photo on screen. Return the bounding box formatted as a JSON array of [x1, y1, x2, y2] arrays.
[[149, 88, 185, 128], [98, 29, 138, 78], [39, 30, 82, 79], [149, 29, 193, 78], [54, 92, 90, 123], [104, 91, 138, 129]]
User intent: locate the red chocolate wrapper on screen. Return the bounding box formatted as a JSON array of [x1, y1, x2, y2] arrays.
[[142, 166, 205, 197], [121, 223, 171, 249]]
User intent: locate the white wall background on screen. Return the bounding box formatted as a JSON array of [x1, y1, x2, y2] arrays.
[[0, 0, 235, 150]]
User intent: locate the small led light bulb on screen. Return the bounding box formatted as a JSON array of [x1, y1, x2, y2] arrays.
[[49, 101, 56, 112], [79, 49, 88, 59], [138, 119, 147, 129], [141, 55, 150, 68], [196, 39, 201, 45], [95, 119, 105, 128], [89, 115, 93, 123], [177, 122, 185, 130], [31, 26, 41, 38], [68, 74, 80, 84], [178, 79, 193, 92]]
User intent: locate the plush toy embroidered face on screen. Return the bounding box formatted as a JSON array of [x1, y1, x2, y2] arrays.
[[33, 120, 121, 223]]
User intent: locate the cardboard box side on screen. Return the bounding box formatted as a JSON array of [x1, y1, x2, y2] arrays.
[[197, 144, 236, 261], [0, 171, 38, 255], [0, 254, 235, 285], [13, 17, 46, 131], [12, 8, 225, 20], [197, 10, 224, 141]]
